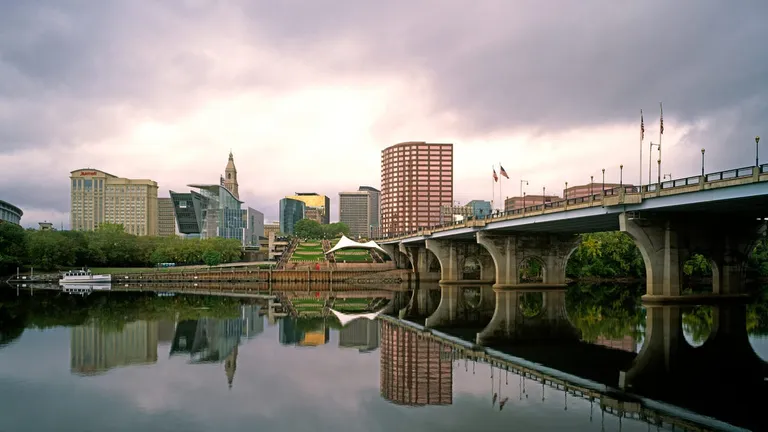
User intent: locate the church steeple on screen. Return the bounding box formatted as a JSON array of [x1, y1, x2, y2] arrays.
[[223, 150, 239, 199]]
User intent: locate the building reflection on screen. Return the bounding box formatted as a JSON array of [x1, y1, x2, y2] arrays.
[[379, 320, 452, 406], [339, 319, 380, 353], [170, 305, 263, 363], [279, 317, 329, 347], [70, 320, 158, 376]]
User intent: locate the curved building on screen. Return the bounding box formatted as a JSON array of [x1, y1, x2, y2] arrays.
[[169, 184, 244, 240], [380, 142, 453, 236], [0, 200, 23, 225]]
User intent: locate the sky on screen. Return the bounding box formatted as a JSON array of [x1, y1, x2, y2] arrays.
[[1, 1, 767, 228]]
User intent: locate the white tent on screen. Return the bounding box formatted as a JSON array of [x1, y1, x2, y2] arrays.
[[325, 235, 389, 255]]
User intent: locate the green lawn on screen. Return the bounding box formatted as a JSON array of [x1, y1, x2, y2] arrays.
[[333, 248, 373, 262], [290, 240, 328, 262]]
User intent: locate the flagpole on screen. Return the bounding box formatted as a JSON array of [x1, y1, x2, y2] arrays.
[[640, 109, 643, 189], [658, 102, 663, 186], [491, 165, 495, 211], [499, 163, 503, 212]]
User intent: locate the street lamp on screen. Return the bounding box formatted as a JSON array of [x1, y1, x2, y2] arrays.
[[590, 175, 593, 196], [565, 182, 568, 201], [757, 136, 761, 167], [601, 169, 605, 194], [619, 165, 623, 187], [542, 186, 546, 208], [701, 148, 705, 177], [657, 159, 661, 186], [520, 179, 528, 199]]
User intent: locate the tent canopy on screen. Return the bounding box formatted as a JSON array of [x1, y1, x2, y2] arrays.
[[325, 235, 389, 256]]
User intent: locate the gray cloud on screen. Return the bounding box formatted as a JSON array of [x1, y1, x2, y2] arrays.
[[1, 1, 767, 221]]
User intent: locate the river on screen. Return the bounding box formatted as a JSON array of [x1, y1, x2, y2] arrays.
[[1, 282, 766, 431]]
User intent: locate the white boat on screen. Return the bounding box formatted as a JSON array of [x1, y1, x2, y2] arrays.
[[60, 268, 112, 284]]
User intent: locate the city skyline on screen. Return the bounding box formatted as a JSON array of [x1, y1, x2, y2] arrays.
[[1, 2, 767, 229]]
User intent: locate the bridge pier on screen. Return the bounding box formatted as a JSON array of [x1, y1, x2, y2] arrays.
[[620, 213, 765, 297], [476, 288, 580, 345], [424, 284, 495, 328], [399, 243, 440, 282], [476, 232, 580, 289], [425, 239, 495, 284]]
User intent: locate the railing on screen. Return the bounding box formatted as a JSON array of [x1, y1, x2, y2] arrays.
[[375, 163, 768, 241]]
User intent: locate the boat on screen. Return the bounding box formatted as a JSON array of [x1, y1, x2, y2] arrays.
[[59, 268, 112, 284], [60, 283, 111, 295]]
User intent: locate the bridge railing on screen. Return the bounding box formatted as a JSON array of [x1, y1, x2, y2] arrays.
[[377, 163, 768, 240]]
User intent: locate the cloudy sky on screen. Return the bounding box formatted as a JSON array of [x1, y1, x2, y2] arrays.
[[1, 1, 766, 227]]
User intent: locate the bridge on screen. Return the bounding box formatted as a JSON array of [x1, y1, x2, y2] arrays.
[[377, 164, 768, 299]]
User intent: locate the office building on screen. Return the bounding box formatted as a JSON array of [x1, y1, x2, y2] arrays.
[[466, 200, 492, 218], [285, 193, 330, 224], [38, 221, 55, 231], [379, 320, 452, 406], [241, 207, 264, 246], [0, 200, 23, 225], [69, 168, 159, 235], [339, 186, 380, 238], [70, 320, 158, 376], [170, 184, 244, 240], [504, 194, 561, 211], [279, 198, 306, 235], [157, 197, 177, 237], [563, 182, 632, 199], [440, 200, 492, 223], [264, 222, 280, 237], [380, 142, 453, 236]]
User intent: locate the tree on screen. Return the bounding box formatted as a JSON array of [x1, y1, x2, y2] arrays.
[[202, 250, 223, 266], [294, 219, 324, 238], [323, 222, 350, 238], [0, 223, 27, 275]]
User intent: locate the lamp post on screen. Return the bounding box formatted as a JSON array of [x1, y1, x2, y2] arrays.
[[701, 148, 705, 177], [601, 169, 605, 194], [565, 182, 568, 200], [523, 192, 526, 212], [657, 159, 661, 186], [542, 186, 546, 209], [520, 179, 528, 199], [619, 165, 623, 187], [757, 136, 761, 167], [590, 175, 593, 196]]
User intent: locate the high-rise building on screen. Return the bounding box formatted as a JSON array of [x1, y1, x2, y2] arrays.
[[223, 151, 239, 199], [279, 198, 306, 235], [241, 207, 264, 246], [339, 186, 380, 238], [157, 197, 177, 237], [0, 199, 22, 225], [380, 142, 453, 236], [69, 168, 159, 236], [70, 320, 159, 376], [169, 184, 244, 240], [379, 321, 453, 406], [285, 193, 330, 224]]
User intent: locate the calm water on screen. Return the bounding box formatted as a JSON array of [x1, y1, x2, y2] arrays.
[[1, 283, 767, 432]]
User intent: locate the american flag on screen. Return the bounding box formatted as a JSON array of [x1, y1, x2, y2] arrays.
[[492, 167, 498, 182], [640, 109, 644, 141], [499, 164, 509, 179]]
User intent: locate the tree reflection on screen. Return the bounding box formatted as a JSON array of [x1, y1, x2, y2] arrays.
[[565, 283, 645, 342]]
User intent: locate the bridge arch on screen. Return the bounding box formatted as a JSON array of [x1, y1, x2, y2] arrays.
[[518, 255, 546, 284]]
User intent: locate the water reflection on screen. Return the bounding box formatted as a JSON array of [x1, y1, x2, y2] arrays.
[[1, 282, 768, 431]]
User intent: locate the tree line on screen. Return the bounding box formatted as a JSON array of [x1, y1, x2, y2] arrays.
[[292, 219, 350, 239], [2, 220, 767, 278], [0, 222, 243, 274]]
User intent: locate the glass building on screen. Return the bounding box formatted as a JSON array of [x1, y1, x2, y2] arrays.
[[170, 184, 244, 240], [279, 198, 306, 235], [466, 200, 492, 219]]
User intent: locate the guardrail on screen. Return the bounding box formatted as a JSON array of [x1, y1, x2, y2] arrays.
[[375, 163, 768, 241]]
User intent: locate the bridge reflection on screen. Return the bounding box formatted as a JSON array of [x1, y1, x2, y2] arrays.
[[381, 295, 768, 431]]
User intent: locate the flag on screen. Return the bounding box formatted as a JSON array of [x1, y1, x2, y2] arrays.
[[492, 167, 498, 182], [659, 102, 664, 135], [640, 109, 644, 141], [499, 164, 509, 179]]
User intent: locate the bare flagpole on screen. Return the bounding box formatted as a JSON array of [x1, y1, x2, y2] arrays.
[[640, 109, 644, 189], [499, 163, 503, 212], [658, 102, 664, 186], [491, 165, 495, 211]]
